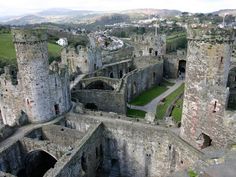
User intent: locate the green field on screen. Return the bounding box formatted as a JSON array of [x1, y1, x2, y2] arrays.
[[0, 33, 61, 67], [127, 108, 146, 118], [171, 97, 183, 122], [156, 84, 185, 120], [129, 81, 174, 106]]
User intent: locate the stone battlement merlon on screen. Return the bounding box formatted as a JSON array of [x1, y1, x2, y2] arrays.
[[187, 26, 235, 43], [11, 28, 47, 43]]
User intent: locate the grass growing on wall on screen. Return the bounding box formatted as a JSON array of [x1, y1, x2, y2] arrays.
[[156, 84, 184, 120], [128, 80, 174, 106], [127, 108, 146, 118], [0, 32, 61, 67]]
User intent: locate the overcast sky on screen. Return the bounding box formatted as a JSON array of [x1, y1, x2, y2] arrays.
[[0, 0, 236, 16]]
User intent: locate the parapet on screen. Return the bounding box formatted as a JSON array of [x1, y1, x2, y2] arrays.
[[11, 28, 47, 43], [187, 25, 235, 43]]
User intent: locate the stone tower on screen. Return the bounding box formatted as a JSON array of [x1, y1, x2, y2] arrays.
[[180, 26, 235, 149], [12, 29, 57, 123]]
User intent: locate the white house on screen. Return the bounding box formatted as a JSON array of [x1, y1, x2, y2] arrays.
[[56, 38, 68, 47]]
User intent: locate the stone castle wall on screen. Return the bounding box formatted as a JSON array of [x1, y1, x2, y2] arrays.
[[50, 113, 204, 177], [61, 44, 102, 75], [72, 59, 163, 115], [101, 44, 134, 64], [131, 33, 166, 58], [164, 50, 186, 78], [126, 60, 163, 102], [180, 26, 235, 148]]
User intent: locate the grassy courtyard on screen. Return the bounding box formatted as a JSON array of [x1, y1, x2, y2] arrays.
[[156, 83, 185, 120], [129, 80, 174, 106], [127, 108, 146, 118], [0, 32, 61, 67], [171, 97, 183, 122]]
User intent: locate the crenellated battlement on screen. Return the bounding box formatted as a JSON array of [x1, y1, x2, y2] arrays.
[[187, 25, 235, 43], [11, 28, 47, 43]]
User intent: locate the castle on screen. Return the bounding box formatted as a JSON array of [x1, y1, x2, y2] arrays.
[[0, 26, 235, 177]]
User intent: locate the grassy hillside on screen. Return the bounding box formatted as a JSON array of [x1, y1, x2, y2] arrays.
[[0, 32, 61, 67]]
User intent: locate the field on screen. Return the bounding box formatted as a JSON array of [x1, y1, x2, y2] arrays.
[[0, 33, 61, 67], [171, 97, 183, 122], [156, 84, 185, 120]]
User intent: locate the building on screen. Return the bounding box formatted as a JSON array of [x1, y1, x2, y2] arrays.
[[56, 38, 68, 47]]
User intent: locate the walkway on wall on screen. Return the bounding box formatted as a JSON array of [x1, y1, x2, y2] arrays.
[[70, 74, 86, 90], [127, 79, 184, 113], [0, 116, 65, 150]]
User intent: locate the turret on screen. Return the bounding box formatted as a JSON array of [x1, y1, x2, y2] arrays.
[[180, 26, 235, 149]]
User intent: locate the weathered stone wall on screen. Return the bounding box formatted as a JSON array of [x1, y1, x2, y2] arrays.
[[61, 45, 102, 75], [73, 89, 127, 114], [63, 113, 204, 177], [0, 69, 23, 126], [49, 63, 71, 117], [12, 29, 54, 123], [180, 26, 235, 148], [0, 141, 24, 175], [44, 123, 104, 177], [131, 33, 166, 58], [101, 44, 134, 64], [126, 60, 163, 102], [87, 59, 134, 79], [164, 50, 186, 78], [72, 59, 163, 114]]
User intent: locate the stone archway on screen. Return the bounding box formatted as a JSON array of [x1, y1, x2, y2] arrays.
[[17, 150, 57, 177], [178, 60, 186, 79]]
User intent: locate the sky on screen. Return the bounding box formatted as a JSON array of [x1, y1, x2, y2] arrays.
[[0, 0, 236, 16]]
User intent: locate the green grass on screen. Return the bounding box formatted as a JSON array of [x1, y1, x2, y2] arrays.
[[129, 85, 169, 106], [0, 32, 61, 67], [171, 97, 183, 122], [48, 43, 61, 58], [0, 33, 17, 66], [188, 170, 198, 177], [156, 84, 185, 120], [127, 108, 146, 118]]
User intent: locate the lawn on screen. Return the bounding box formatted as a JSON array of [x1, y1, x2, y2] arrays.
[[127, 108, 146, 118], [129, 80, 174, 106], [156, 84, 185, 120], [171, 97, 183, 122], [0, 33, 61, 67], [48, 43, 62, 58], [0, 33, 17, 66]]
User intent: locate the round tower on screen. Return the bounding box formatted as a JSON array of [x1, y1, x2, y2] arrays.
[[180, 26, 235, 149], [12, 29, 53, 123]]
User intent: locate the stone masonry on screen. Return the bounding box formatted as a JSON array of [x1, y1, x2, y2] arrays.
[[180, 26, 235, 149]]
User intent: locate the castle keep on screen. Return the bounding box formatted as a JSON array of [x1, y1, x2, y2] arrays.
[[0, 29, 71, 126]]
